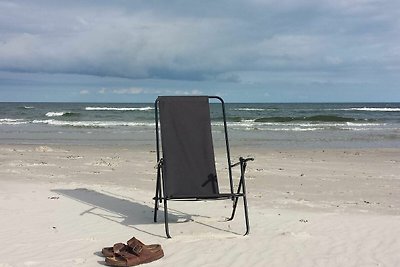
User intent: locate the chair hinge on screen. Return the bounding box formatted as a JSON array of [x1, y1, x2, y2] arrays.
[[154, 158, 164, 169]]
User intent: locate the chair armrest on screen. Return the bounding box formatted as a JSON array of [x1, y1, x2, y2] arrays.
[[231, 157, 254, 167]]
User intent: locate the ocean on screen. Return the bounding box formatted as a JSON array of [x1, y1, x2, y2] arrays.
[[1, 102, 399, 149]]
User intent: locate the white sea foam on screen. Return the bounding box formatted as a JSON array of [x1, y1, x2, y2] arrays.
[[32, 119, 154, 128], [0, 118, 28, 125], [216, 120, 388, 132], [346, 122, 383, 127], [235, 126, 325, 132], [45, 112, 66, 117], [23, 106, 35, 109], [85, 107, 154, 111], [332, 108, 400, 112], [234, 108, 266, 111]]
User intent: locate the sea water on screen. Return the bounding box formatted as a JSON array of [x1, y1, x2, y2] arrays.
[[0, 102, 399, 149]]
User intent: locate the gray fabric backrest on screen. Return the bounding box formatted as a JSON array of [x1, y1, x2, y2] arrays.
[[158, 96, 219, 198]]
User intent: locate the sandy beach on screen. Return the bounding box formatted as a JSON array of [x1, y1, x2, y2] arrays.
[[1, 144, 399, 267]]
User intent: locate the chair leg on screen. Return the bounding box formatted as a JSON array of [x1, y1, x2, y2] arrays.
[[242, 193, 250, 235], [228, 161, 250, 235], [227, 197, 238, 221], [153, 168, 161, 222], [163, 198, 171, 238], [227, 177, 243, 221], [241, 162, 250, 235], [227, 195, 240, 221], [153, 197, 159, 223]]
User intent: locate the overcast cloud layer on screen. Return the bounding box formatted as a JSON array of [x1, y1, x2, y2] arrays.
[[1, 0, 400, 102]]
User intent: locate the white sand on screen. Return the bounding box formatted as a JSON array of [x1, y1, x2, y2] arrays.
[[0, 144, 399, 267]]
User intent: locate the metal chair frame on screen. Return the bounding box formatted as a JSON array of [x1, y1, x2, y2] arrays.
[[153, 96, 253, 238]]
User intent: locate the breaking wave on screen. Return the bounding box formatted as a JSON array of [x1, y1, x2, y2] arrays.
[[45, 112, 80, 117]]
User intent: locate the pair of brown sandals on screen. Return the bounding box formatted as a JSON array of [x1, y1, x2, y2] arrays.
[[102, 237, 164, 266]]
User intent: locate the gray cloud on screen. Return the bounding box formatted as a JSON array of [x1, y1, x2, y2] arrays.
[[0, 0, 399, 84]]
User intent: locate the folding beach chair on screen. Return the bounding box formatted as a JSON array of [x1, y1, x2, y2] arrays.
[[153, 96, 253, 238]]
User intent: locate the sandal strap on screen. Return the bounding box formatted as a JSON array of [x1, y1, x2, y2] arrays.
[[114, 250, 137, 264], [127, 237, 145, 256], [130, 243, 143, 255], [112, 243, 126, 254]]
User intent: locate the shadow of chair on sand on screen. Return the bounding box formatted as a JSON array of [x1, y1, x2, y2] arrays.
[[53, 187, 241, 238], [52, 188, 185, 238]]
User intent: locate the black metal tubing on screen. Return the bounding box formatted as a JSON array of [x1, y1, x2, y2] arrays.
[[209, 96, 234, 196], [161, 164, 171, 238], [154, 99, 161, 174], [153, 96, 250, 238], [153, 100, 160, 223], [227, 157, 251, 234], [154, 98, 171, 237], [153, 160, 162, 223], [241, 159, 250, 235]]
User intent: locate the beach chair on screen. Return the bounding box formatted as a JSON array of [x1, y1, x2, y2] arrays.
[[153, 96, 253, 238]]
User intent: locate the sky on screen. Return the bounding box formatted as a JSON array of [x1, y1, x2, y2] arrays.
[[0, 0, 400, 103]]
